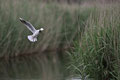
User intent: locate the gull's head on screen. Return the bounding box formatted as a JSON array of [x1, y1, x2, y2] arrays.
[[39, 28, 44, 32]]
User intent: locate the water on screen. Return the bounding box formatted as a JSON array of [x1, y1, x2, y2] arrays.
[[0, 52, 63, 80]]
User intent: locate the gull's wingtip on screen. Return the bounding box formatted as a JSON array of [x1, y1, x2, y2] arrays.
[[19, 17, 26, 23], [19, 17, 23, 20]]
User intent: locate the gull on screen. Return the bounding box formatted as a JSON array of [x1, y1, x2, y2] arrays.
[[19, 18, 44, 42]]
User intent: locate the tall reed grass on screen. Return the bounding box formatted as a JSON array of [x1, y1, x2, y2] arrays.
[[66, 3, 120, 80], [0, 0, 92, 58]]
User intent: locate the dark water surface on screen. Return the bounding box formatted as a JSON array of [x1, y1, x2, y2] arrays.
[[0, 52, 64, 80]]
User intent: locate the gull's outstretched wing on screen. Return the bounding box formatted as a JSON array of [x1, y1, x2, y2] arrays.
[[19, 18, 36, 33]]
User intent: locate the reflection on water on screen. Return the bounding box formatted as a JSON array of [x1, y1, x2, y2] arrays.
[[0, 52, 63, 80]]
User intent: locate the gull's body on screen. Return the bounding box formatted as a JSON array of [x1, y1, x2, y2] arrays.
[[19, 18, 44, 42]]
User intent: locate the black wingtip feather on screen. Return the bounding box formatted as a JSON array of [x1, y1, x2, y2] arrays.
[[19, 18, 27, 24]]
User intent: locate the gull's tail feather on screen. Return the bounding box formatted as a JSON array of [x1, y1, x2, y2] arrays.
[[27, 35, 37, 42]]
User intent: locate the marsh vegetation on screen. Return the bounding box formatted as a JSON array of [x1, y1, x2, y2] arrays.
[[0, 0, 120, 80]]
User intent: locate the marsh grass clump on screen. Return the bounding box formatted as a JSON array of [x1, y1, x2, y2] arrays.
[[67, 4, 120, 80]]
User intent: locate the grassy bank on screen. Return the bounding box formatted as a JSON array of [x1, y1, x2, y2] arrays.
[[66, 3, 120, 80]]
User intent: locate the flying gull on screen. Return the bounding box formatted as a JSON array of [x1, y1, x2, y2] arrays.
[[19, 18, 44, 42]]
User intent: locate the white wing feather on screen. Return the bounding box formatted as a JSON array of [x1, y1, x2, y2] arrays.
[[19, 18, 36, 33]]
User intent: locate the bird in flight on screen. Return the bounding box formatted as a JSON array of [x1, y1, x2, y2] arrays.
[[19, 18, 44, 42]]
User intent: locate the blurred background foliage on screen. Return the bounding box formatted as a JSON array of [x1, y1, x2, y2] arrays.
[[0, 0, 120, 80]]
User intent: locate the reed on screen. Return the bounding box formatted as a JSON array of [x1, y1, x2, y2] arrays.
[[66, 3, 120, 80], [0, 0, 92, 58]]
